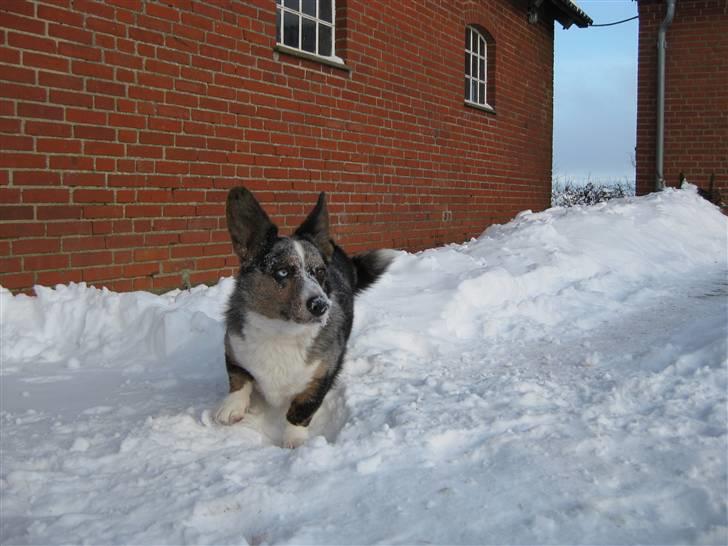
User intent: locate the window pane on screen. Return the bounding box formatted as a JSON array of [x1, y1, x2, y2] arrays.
[[479, 57, 485, 79], [471, 79, 477, 102], [466, 28, 472, 50], [319, 0, 332, 22], [471, 56, 477, 79], [479, 82, 486, 104], [465, 77, 470, 100], [319, 23, 332, 56], [283, 11, 299, 48], [285, 0, 300, 9], [302, 0, 316, 17], [301, 16, 316, 53], [465, 52, 470, 76], [276, 6, 282, 42]]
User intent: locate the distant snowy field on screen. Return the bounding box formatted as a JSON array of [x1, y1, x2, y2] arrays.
[[1, 185, 726, 545]]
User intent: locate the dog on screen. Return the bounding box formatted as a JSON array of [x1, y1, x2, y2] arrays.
[[215, 187, 393, 448]]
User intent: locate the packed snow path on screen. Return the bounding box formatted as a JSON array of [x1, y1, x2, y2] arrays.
[[1, 186, 726, 545]]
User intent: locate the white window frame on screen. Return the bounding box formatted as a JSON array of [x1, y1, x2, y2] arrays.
[[276, 0, 342, 63], [464, 26, 492, 111]]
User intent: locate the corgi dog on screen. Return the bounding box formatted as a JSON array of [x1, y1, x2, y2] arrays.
[[215, 187, 393, 448]]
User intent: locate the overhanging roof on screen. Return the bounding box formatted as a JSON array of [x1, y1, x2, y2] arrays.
[[548, 0, 593, 28]]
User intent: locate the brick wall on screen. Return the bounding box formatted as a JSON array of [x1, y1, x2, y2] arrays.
[[1, 0, 556, 292], [636, 0, 728, 200]]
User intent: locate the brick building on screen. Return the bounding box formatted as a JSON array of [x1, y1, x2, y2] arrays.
[[1, 0, 590, 292], [636, 0, 727, 201]]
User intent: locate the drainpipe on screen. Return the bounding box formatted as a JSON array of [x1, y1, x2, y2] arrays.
[[656, 0, 676, 191]]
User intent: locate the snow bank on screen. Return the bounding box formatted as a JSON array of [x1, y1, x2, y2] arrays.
[[1, 186, 726, 545]]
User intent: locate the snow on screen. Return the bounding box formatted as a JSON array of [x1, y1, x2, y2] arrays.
[[1, 185, 727, 545]]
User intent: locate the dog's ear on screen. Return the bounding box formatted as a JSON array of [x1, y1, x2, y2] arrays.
[[226, 187, 278, 266], [295, 192, 334, 260]]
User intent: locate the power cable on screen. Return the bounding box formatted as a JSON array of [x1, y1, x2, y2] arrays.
[[590, 15, 639, 27]]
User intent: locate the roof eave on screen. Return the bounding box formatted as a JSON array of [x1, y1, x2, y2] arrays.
[[548, 0, 593, 28]]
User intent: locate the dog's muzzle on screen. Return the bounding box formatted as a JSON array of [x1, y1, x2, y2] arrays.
[[306, 296, 329, 317]]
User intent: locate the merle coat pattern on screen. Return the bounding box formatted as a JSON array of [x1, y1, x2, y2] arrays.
[[215, 187, 392, 448]]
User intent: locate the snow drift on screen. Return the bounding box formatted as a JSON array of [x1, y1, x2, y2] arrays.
[[1, 185, 727, 544]]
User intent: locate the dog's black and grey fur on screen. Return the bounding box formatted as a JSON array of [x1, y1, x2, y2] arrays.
[[215, 187, 392, 447]]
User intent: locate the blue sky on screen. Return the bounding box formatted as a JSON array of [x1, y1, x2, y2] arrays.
[[553, 0, 639, 185]]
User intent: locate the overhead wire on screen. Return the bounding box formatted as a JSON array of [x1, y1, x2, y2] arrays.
[[590, 15, 639, 27]]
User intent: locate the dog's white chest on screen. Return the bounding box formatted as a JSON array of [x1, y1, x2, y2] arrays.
[[227, 312, 320, 408]]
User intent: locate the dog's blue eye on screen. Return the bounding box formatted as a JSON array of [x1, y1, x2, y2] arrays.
[[274, 268, 289, 280]]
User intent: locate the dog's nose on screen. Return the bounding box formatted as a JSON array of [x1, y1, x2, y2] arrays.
[[306, 296, 329, 317]]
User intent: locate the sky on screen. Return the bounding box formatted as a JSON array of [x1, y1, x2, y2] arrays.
[[553, 0, 639, 186]]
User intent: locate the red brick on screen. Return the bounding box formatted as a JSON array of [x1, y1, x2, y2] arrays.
[[60, 236, 104, 252], [134, 247, 169, 262], [1, 65, 36, 84], [0, 272, 34, 289], [39, 71, 83, 90], [37, 138, 83, 154], [58, 42, 102, 62], [50, 89, 93, 108], [13, 171, 61, 186], [51, 156, 95, 170], [0, 257, 22, 272], [125, 204, 162, 217], [71, 251, 112, 267], [22, 189, 70, 203], [0, 205, 34, 220], [13, 238, 60, 254], [36, 205, 83, 220], [26, 121, 72, 138], [72, 60, 115, 80], [63, 172, 106, 186], [0, 82, 46, 102], [2, 136, 33, 150], [83, 265, 124, 283], [0, 188, 21, 202], [24, 254, 70, 271], [38, 5, 84, 27], [23, 52, 70, 73], [83, 205, 124, 219], [74, 125, 117, 140], [84, 142, 125, 156], [0, 12, 45, 35], [73, 189, 114, 203], [66, 108, 107, 125], [47, 222, 92, 236], [49, 23, 94, 45], [8, 32, 57, 54], [124, 262, 160, 277], [1, 1, 34, 16], [37, 270, 79, 286]]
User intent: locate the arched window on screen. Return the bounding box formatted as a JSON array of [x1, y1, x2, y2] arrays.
[[276, 0, 335, 58], [464, 26, 493, 110]]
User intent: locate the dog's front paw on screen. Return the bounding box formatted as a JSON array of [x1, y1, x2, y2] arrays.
[[283, 423, 309, 449], [215, 388, 251, 425]]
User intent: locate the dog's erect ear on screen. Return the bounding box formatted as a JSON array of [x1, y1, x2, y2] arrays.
[[226, 187, 278, 266], [295, 192, 334, 260]]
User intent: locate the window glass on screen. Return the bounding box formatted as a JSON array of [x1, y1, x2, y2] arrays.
[[464, 26, 491, 108], [302, 0, 317, 17], [276, 0, 336, 58], [319, 24, 332, 56], [283, 10, 299, 48], [301, 17, 316, 53], [319, 0, 332, 22]]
